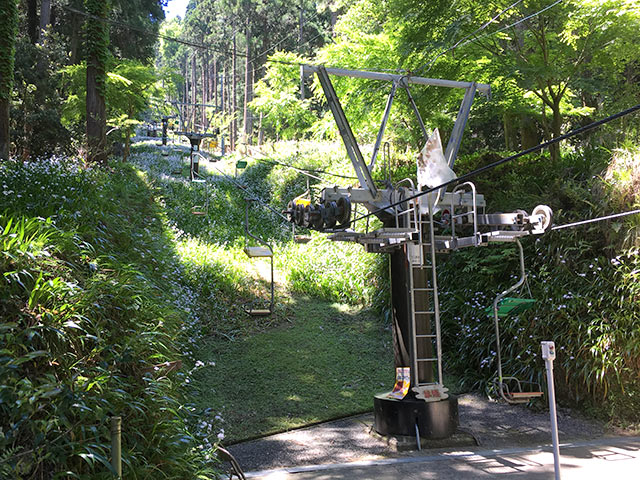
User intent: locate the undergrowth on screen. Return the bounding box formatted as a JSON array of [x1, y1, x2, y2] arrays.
[[439, 146, 640, 421], [0, 157, 218, 478]]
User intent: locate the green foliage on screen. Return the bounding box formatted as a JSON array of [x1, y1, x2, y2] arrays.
[[439, 147, 640, 420], [251, 52, 316, 141], [0, 157, 218, 478], [61, 59, 162, 157], [0, 0, 18, 100]]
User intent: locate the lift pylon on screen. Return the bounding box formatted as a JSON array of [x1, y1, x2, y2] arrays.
[[287, 65, 553, 441]]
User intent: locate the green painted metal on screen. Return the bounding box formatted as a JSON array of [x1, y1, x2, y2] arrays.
[[236, 160, 248, 169], [486, 297, 536, 318]]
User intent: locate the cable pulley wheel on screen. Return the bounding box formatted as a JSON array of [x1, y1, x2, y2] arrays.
[[302, 204, 311, 228], [286, 201, 296, 223], [532, 205, 553, 231], [336, 196, 352, 226], [310, 204, 324, 231], [322, 201, 338, 229]]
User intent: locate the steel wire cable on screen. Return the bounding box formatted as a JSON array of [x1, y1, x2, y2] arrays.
[[412, 0, 566, 75], [193, 152, 290, 222], [551, 209, 640, 231], [61, 4, 327, 70], [414, 0, 524, 75]]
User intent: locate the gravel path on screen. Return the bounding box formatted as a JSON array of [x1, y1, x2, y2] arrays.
[[227, 393, 605, 472]]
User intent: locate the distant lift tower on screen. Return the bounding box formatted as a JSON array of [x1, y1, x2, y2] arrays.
[[286, 66, 553, 440]]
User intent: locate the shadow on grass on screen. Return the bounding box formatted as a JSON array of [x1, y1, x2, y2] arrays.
[[189, 295, 395, 445]]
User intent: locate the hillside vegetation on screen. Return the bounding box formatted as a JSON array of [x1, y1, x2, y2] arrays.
[[2, 0, 640, 477]]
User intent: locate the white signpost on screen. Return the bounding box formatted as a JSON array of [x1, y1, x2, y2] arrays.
[[541, 341, 561, 480]]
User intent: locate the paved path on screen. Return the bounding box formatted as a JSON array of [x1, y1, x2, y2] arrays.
[[245, 436, 640, 479], [229, 393, 605, 472]]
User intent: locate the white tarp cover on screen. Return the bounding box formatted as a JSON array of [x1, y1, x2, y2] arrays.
[[416, 128, 457, 210]]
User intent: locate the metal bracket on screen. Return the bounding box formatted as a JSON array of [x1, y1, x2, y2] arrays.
[[369, 80, 398, 171], [314, 66, 378, 197], [445, 83, 478, 168]]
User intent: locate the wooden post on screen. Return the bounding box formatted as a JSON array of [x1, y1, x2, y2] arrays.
[[110, 416, 122, 478]]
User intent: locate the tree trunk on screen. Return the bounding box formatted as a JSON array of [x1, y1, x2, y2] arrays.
[[39, 0, 52, 43], [213, 56, 218, 112], [519, 114, 539, 150], [183, 58, 188, 130], [85, 0, 109, 164], [226, 62, 232, 150], [70, 13, 81, 64], [0, 98, 9, 160], [36, 0, 53, 74], [191, 54, 197, 130], [243, 22, 252, 145], [503, 113, 518, 151], [86, 63, 107, 163], [27, 0, 38, 44], [232, 33, 237, 151], [0, 0, 19, 160], [201, 52, 207, 130], [549, 100, 562, 163]]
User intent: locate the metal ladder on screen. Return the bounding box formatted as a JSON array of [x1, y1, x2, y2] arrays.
[[407, 199, 444, 393]]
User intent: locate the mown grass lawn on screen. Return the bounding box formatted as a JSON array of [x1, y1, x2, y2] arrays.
[[190, 298, 394, 444]]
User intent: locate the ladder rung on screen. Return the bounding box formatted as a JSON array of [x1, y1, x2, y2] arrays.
[[414, 310, 435, 315], [247, 309, 271, 316], [417, 358, 438, 362], [412, 288, 434, 292], [416, 334, 437, 338]]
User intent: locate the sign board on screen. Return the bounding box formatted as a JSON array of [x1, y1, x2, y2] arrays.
[[413, 384, 449, 402], [236, 160, 248, 169], [387, 367, 411, 400]]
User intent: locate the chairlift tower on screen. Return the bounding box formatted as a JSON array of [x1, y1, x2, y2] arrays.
[[175, 131, 218, 181], [285, 66, 553, 441]]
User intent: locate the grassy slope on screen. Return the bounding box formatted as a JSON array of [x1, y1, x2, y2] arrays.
[[130, 142, 395, 444]]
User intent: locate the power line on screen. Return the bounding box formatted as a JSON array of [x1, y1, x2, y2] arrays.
[[415, 0, 524, 75], [347, 103, 640, 225], [551, 209, 640, 231], [414, 0, 566, 73]]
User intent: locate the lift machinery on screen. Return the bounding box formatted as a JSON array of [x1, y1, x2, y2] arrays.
[[285, 65, 553, 440]]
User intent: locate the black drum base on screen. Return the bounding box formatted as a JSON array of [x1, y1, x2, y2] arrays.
[[373, 393, 458, 439]]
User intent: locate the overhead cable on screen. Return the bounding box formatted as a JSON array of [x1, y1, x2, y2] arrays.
[[415, 0, 524, 74], [195, 152, 290, 222], [551, 209, 640, 231], [414, 0, 566, 73], [251, 155, 360, 181]]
